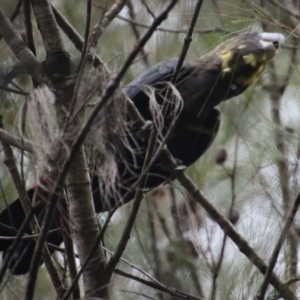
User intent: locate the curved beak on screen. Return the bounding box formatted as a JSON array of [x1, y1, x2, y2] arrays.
[[258, 32, 285, 59]]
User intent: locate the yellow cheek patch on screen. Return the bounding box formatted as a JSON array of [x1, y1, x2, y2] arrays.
[[236, 63, 266, 86], [238, 44, 246, 49], [218, 51, 233, 73], [242, 54, 257, 67]]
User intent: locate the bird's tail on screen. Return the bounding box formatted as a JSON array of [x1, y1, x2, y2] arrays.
[[0, 188, 63, 275]]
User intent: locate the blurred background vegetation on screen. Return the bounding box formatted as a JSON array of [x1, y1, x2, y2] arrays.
[[0, 0, 299, 299]]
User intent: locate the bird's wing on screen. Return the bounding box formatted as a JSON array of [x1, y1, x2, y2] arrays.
[[125, 59, 191, 97], [124, 59, 192, 120], [168, 108, 220, 167], [123, 58, 220, 168]]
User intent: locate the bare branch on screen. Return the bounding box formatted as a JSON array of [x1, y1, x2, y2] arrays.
[[23, 0, 36, 57], [77, 0, 92, 73], [52, 5, 85, 52], [114, 269, 203, 300], [0, 9, 44, 83], [93, 2, 232, 35], [87, 0, 129, 57], [30, 0, 65, 54], [0, 129, 36, 153], [10, 0, 22, 22], [0, 0, 22, 41], [127, 0, 149, 67], [140, 0, 155, 18], [0, 229, 61, 240], [59, 199, 80, 299]]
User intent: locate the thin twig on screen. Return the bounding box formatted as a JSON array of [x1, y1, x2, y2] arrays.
[[146, 198, 164, 300], [256, 192, 300, 299], [127, 0, 149, 67], [23, 0, 36, 57], [10, 0, 23, 21], [140, 0, 155, 18], [77, 0, 92, 73], [0, 128, 36, 152], [93, 2, 231, 35], [114, 269, 203, 300], [211, 134, 239, 299], [49, 240, 188, 296], [59, 198, 80, 299], [23, 0, 38, 90], [0, 9, 44, 84], [0, 0, 22, 41], [210, 234, 227, 300], [0, 84, 29, 95], [0, 229, 61, 240]]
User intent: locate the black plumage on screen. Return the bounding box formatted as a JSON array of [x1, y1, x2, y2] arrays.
[[0, 32, 284, 275]]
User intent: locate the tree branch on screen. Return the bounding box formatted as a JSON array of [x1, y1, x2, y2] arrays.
[[0, 0, 22, 41], [0, 9, 44, 83], [30, 0, 65, 54], [114, 269, 203, 300], [0, 129, 36, 153]]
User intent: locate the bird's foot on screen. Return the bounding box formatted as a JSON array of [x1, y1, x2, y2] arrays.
[[160, 158, 186, 182]]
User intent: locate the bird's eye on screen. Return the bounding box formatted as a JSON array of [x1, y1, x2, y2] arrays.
[[273, 41, 280, 49], [231, 84, 237, 91]]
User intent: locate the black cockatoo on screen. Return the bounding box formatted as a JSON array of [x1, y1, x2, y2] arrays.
[[0, 32, 284, 275]]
